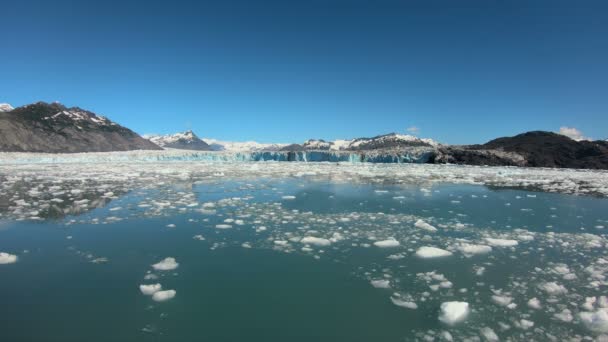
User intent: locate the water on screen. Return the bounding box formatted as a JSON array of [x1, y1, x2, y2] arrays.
[[2, 173, 608, 341]]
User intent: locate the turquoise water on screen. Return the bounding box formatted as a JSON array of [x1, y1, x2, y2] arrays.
[[1, 178, 608, 341]]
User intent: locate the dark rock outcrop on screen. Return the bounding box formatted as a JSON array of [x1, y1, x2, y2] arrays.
[[434, 131, 608, 169]]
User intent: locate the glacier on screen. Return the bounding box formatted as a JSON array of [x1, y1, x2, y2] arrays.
[[0, 149, 434, 164]]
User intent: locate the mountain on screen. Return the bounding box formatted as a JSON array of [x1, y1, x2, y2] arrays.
[[148, 130, 211, 150], [281, 133, 440, 151], [201, 138, 287, 152], [0, 102, 161, 153], [0, 103, 14, 112], [435, 131, 608, 169]]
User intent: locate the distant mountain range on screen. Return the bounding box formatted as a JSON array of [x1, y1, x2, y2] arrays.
[[147, 130, 212, 150], [0, 101, 606, 169]]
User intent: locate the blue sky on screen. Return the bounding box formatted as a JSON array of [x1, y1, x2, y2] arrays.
[[1, 0, 606, 144]]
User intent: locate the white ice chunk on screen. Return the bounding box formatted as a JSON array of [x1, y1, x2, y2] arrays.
[[416, 246, 453, 258], [0, 252, 18, 264], [390, 297, 418, 309], [152, 289, 176, 302], [300, 236, 331, 247], [373, 238, 400, 248], [151, 257, 179, 271], [580, 309, 608, 333], [438, 301, 470, 325], [457, 244, 492, 257], [527, 297, 541, 309], [139, 283, 162, 295], [370, 279, 391, 288], [485, 238, 518, 247], [414, 219, 438, 232]]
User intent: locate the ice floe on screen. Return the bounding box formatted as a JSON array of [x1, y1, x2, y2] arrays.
[[139, 283, 162, 295], [438, 301, 470, 325], [151, 257, 179, 271], [0, 252, 18, 264], [152, 289, 176, 302], [373, 238, 400, 248], [415, 246, 452, 258]]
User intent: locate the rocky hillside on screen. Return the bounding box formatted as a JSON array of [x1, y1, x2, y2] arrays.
[[434, 131, 608, 169], [148, 130, 211, 150], [0, 102, 161, 153]]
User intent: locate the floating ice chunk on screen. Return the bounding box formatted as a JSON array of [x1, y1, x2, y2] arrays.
[[457, 244, 492, 257], [329, 232, 344, 243], [152, 289, 176, 302], [517, 319, 534, 330], [193, 235, 205, 240], [479, 327, 499, 342], [0, 252, 18, 264], [438, 301, 470, 325], [539, 282, 568, 295], [144, 273, 158, 280], [371, 279, 390, 288], [139, 283, 162, 295], [152, 257, 179, 271], [492, 295, 513, 307], [166, 224, 176, 228], [373, 238, 400, 248], [416, 246, 453, 258], [580, 309, 608, 333], [241, 242, 252, 248], [485, 238, 518, 247], [527, 297, 541, 309], [215, 224, 232, 229], [583, 297, 597, 311], [300, 236, 331, 247], [554, 309, 573, 322], [414, 219, 437, 232], [274, 240, 289, 246], [390, 297, 418, 309], [282, 196, 296, 200]]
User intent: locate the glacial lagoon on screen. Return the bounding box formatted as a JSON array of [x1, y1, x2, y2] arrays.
[[1, 159, 608, 341]]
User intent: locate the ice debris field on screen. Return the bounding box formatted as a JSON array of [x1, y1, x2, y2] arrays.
[[1, 153, 608, 341]]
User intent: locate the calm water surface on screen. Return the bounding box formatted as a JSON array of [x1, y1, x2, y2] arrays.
[[1, 178, 608, 341]]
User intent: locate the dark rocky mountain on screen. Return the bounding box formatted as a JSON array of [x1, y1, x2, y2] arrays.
[[0, 102, 161, 153], [148, 130, 211, 150], [434, 131, 608, 169]]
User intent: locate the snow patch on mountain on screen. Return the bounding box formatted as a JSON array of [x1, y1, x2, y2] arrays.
[[202, 138, 287, 152], [148, 130, 211, 150], [0, 103, 13, 112], [297, 133, 440, 151], [44, 109, 115, 126]]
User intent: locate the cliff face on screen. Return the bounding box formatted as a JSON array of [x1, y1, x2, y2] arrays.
[[0, 102, 161, 153]]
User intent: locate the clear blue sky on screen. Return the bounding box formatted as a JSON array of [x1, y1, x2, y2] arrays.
[[1, 0, 606, 144]]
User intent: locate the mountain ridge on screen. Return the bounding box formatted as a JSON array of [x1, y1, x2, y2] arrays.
[[0, 102, 161, 153], [147, 130, 211, 151], [1, 101, 606, 169]]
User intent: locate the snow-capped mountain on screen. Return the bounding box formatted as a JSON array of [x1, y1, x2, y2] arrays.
[[285, 133, 440, 151], [0, 103, 14, 112], [0, 101, 160, 153], [201, 138, 287, 152], [148, 130, 211, 150]]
